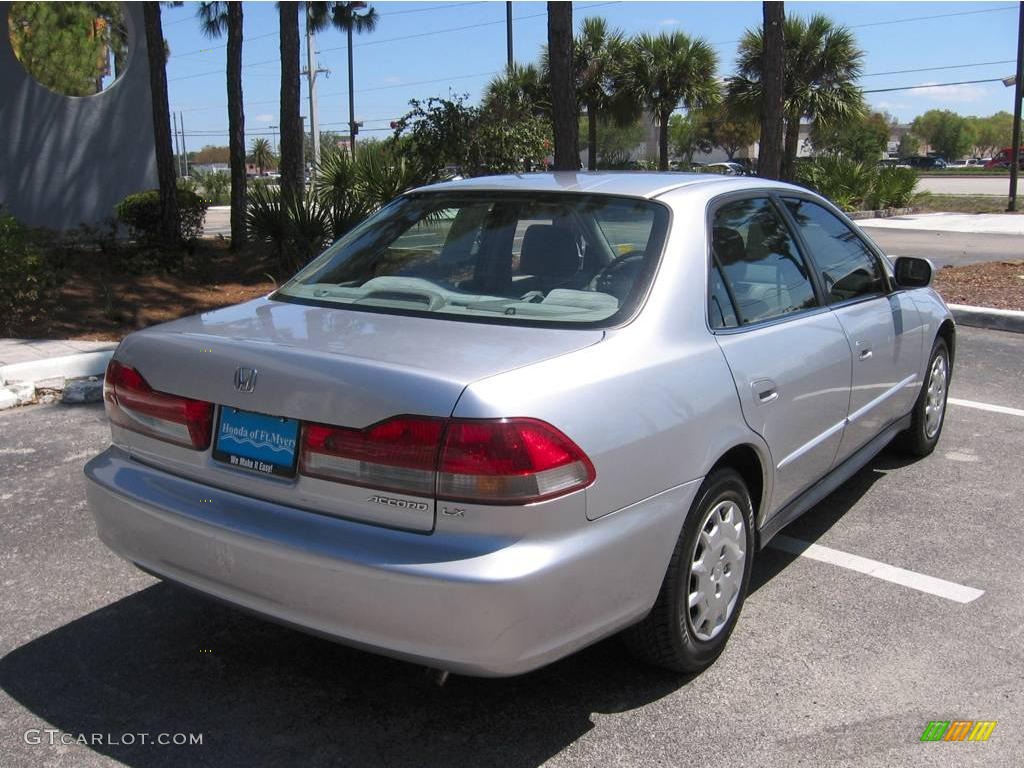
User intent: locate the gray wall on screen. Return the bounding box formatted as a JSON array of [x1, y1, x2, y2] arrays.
[[0, 2, 158, 230]]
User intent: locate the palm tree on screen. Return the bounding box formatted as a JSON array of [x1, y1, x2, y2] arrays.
[[547, 1, 578, 170], [141, 2, 179, 241], [729, 14, 865, 180], [624, 31, 720, 171], [757, 1, 785, 179], [197, 1, 246, 247], [309, 2, 379, 154], [574, 17, 633, 171], [278, 1, 303, 202], [483, 63, 550, 121], [250, 138, 274, 176]]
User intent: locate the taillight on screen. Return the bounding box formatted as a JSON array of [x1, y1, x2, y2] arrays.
[[104, 360, 213, 450], [300, 416, 445, 495], [299, 414, 594, 504], [438, 418, 595, 504]]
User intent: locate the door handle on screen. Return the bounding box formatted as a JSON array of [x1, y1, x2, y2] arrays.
[[856, 340, 873, 360], [752, 378, 779, 404]]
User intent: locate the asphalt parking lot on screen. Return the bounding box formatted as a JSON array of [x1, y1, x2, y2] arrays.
[[1, 326, 1022, 768]]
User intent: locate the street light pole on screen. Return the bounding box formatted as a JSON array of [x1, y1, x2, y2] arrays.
[[1008, 1, 1023, 212], [506, 2, 513, 69], [305, 5, 322, 167]]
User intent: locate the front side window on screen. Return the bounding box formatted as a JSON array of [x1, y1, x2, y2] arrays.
[[710, 197, 818, 326], [783, 198, 887, 303], [274, 192, 669, 327]]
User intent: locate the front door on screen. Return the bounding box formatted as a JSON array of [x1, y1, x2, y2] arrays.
[[780, 197, 924, 462], [709, 196, 853, 515]]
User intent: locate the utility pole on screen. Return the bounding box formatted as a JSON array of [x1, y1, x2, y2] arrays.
[[269, 124, 278, 154], [348, 21, 358, 155], [172, 111, 182, 176], [1008, 1, 1023, 212], [506, 2, 513, 69], [179, 112, 189, 177], [304, 5, 329, 167]]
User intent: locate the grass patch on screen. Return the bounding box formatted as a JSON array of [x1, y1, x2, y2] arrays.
[[916, 169, 1011, 177], [911, 193, 1019, 214]]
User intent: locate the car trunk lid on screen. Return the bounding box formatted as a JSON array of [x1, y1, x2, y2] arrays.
[[109, 297, 602, 531]]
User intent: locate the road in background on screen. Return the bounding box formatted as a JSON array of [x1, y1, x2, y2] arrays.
[[864, 228, 1023, 267], [917, 176, 1020, 196], [1, 327, 1022, 768]]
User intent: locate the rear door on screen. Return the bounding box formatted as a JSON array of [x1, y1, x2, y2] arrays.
[[709, 195, 852, 514], [780, 197, 923, 463]]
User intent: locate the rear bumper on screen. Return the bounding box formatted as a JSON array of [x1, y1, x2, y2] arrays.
[[84, 447, 698, 676]]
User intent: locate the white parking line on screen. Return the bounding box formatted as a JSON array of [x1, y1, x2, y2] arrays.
[[769, 535, 984, 604], [948, 397, 1024, 418]]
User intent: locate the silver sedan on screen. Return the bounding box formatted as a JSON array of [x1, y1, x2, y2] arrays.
[[85, 173, 954, 677]]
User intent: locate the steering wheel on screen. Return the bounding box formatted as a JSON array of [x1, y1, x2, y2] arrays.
[[589, 252, 645, 302]]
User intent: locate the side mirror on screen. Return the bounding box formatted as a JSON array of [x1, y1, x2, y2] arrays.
[[893, 256, 934, 288]]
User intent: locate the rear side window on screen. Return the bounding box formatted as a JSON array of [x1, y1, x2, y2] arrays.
[[274, 192, 669, 328], [710, 198, 818, 326], [783, 198, 886, 303]]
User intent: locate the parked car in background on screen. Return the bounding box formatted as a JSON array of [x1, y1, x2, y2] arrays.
[[85, 173, 954, 677], [984, 148, 1024, 169], [905, 156, 947, 170], [704, 161, 751, 176]]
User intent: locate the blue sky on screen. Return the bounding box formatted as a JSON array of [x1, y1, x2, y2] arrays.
[[159, 0, 1022, 150]]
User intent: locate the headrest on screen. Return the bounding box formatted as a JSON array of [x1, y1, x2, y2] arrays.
[[712, 226, 746, 266], [520, 224, 579, 277]]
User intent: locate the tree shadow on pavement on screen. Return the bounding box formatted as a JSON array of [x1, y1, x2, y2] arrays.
[[749, 448, 919, 595], [0, 581, 692, 768], [0, 450, 912, 768]]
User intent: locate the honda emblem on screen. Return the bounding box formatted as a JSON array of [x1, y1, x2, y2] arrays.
[[234, 367, 258, 393]]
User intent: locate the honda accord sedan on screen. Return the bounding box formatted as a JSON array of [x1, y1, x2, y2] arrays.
[[85, 173, 954, 677]]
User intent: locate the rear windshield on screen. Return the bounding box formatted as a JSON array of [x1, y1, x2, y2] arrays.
[[273, 191, 670, 328]]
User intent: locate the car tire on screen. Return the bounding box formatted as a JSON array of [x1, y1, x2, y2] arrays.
[[624, 468, 755, 673], [895, 337, 950, 458]]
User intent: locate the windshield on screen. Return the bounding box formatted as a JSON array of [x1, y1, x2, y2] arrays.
[[273, 191, 670, 328]]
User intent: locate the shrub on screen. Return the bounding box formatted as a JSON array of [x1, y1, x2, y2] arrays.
[[246, 184, 331, 271], [866, 166, 917, 209], [115, 189, 208, 242], [0, 208, 53, 330], [795, 157, 918, 212], [192, 169, 231, 206]]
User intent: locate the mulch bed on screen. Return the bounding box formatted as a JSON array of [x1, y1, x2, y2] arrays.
[[933, 260, 1024, 311], [6, 242, 279, 341], [6, 242, 1021, 341]]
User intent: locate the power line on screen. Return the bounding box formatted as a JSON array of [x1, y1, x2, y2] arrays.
[[168, 1, 620, 82], [863, 60, 1016, 78], [323, 2, 619, 53], [379, 2, 487, 16], [174, 69, 499, 113], [848, 4, 1016, 29], [862, 78, 1004, 94], [709, 4, 1017, 48], [172, 2, 488, 59]]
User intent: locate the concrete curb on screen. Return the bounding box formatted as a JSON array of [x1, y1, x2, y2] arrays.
[[0, 349, 115, 386], [948, 304, 1024, 334], [847, 207, 918, 220]]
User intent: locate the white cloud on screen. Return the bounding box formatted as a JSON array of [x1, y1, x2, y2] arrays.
[[872, 100, 911, 111], [254, 113, 275, 123], [658, 18, 680, 27], [382, 76, 403, 85], [910, 81, 989, 103]]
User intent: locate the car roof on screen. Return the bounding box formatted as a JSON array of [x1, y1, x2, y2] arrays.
[[409, 171, 799, 201]]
